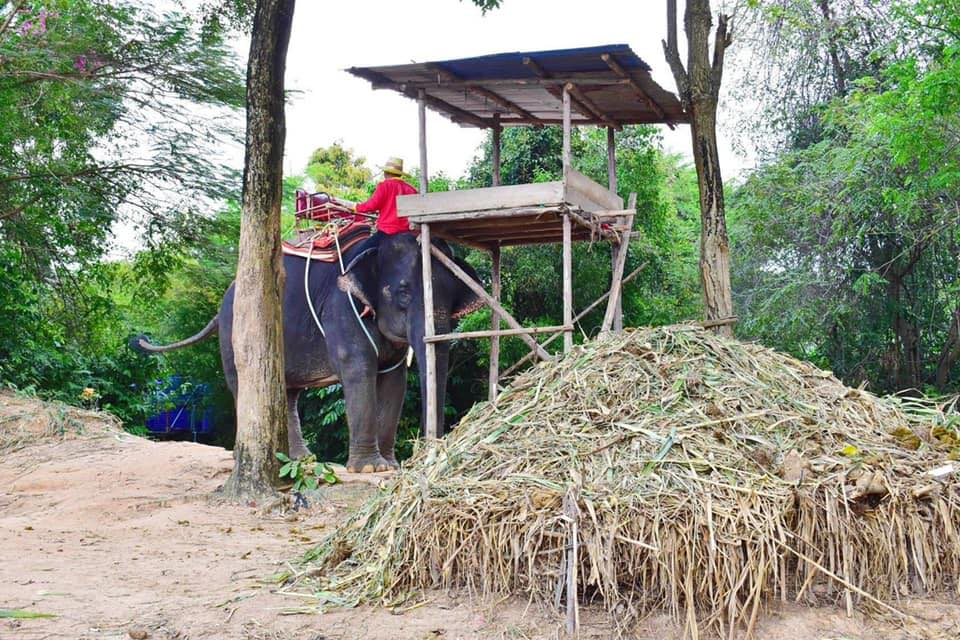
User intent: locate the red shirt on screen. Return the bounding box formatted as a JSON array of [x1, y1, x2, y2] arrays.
[[355, 178, 418, 234]]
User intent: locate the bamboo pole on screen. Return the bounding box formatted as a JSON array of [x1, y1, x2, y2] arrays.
[[426, 324, 572, 344], [428, 245, 552, 362], [418, 89, 428, 194], [492, 114, 502, 187], [420, 224, 438, 440], [501, 262, 648, 379], [488, 246, 501, 402], [607, 126, 623, 333], [562, 87, 571, 177], [602, 193, 637, 334], [563, 213, 573, 353]]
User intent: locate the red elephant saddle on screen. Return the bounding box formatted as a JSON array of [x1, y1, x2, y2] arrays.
[[282, 220, 373, 262]]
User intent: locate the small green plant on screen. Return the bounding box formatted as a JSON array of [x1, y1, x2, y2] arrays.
[[276, 452, 338, 492]]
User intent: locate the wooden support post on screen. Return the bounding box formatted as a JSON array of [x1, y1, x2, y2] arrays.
[[607, 126, 623, 333], [602, 193, 636, 334], [488, 246, 501, 403], [563, 213, 573, 354], [428, 245, 552, 362], [420, 224, 438, 440], [492, 114, 502, 187], [562, 87, 571, 176], [418, 89, 428, 193]]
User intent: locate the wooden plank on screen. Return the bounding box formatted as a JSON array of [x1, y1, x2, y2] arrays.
[[415, 90, 491, 129], [425, 324, 572, 344], [420, 224, 438, 439], [565, 82, 620, 129], [418, 90, 428, 194], [444, 217, 562, 233], [608, 127, 622, 333], [563, 213, 573, 353], [600, 53, 674, 128], [429, 229, 491, 251], [425, 63, 545, 126], [524, 57, 606, 124], [601, 193, 636, 334], [489, 246, 501, 402], [501, 262, 649, 378], [405, 206, 565, 224], [429, 245, 552, 362], [590, 209, 635, 217], [564, 168, 623, 211], [397, 183, 565, 217], [376, 76, 630, 90]]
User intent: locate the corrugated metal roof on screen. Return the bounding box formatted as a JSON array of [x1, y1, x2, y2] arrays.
[[347, 44, 687, 129]]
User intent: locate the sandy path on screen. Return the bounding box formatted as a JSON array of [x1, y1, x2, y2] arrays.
[[1, 392, 958, 639]]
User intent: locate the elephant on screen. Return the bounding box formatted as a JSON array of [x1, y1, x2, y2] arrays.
[[132, 232, 483, 473]]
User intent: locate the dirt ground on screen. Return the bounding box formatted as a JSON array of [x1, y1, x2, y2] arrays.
[[1, 391, 959, 640]]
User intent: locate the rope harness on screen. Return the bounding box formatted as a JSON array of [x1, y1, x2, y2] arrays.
[[301, 220, 406, 375]]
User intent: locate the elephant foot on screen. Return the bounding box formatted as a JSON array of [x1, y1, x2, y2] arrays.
[[382, 455, 400, 470], [346, 453, 394, 474], [289, 442, 312, 460]]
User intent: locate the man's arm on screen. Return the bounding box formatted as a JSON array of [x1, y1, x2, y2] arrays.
[[355, 182, 387, 213]]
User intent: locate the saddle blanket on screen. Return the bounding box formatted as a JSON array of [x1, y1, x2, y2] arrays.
[[281, 220, 373, 261]]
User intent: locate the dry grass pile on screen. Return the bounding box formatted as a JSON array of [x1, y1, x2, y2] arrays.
[[0, 389, 120, 454], [292, 325, 960, 635]]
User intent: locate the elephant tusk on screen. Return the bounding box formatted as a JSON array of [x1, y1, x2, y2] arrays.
[[406, 347, 414, 368]]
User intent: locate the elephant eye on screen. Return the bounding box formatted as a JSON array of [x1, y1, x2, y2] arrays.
[[396, 285, 412, 309]]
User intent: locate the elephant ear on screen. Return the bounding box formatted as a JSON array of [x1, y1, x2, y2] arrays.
[[336, 247, 378, 312], [450, 255, 484, 320]]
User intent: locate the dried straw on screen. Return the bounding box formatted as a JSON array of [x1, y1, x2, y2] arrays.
[[290, 325, 960, 637]]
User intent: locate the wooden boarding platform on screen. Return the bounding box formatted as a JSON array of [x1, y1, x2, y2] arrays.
[[398, 169, 626, 249]]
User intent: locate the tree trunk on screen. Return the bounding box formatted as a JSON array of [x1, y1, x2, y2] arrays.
[[887, 274, 922, 392], [222, 0, 296, 502], [663, 0, 735, 336], [935, 307, 960, 389]]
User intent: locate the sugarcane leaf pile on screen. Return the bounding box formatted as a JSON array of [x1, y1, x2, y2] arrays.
[[289, 325, 960, 635]]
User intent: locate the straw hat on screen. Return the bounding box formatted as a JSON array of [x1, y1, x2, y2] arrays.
[[382, 157, 408, 178]]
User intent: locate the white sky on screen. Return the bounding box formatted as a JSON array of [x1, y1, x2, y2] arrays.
[[267, 0, 749, 180]]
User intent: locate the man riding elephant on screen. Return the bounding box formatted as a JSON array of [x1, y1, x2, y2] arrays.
[[354, 157, 418, 235], [132, 193, 482, 473]]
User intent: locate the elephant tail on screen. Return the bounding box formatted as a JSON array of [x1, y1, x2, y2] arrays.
[[130, 315, 219, 354]]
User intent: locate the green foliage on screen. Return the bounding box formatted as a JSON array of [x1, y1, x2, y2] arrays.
[[305, 141, 373, 201], [0, 0, 244, 427], [730, 1, 960, 392], [276, 452, 338, 492]]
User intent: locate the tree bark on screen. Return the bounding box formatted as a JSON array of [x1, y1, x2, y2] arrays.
[[663, 0, 735, 336], [935, 307, 960, 389], [222, 0, 295, 502]]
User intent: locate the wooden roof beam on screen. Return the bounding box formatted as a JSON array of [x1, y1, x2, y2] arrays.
[[600, 53, 675, 129], [368, 77, 629, 90], [564, 82, 621, 130], [346, 66, 491, 128], [403, 87, 492, 128], [425, 63, 545, 127], [523, 56, 612, 128]]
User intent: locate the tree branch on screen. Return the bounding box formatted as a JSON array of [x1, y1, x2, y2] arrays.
[[662, 0, 688, 103], [711, 13, 731, 100]]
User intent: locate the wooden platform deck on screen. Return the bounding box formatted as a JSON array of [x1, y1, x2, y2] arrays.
[[397, 169, 626, 249]]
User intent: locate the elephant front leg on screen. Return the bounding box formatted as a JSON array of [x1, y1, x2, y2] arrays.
[[286, 388, 312, 459], [375, 362, 408, 470], [342, 372, 392, 473]]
